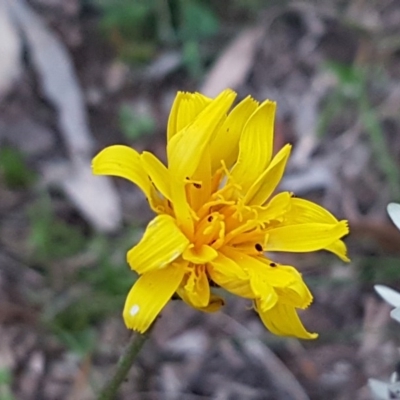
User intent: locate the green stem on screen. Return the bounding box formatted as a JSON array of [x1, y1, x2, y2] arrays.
[[97, 329, 152, 400]]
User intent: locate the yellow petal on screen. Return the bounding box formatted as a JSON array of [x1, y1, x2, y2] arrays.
[[178, 290, 225, 312], [277, 285, 313, 310], [266, 221, 349, 253], [325, 239, 350, 262], [230, 100, 276, 191], [187, 146, 212, 212], [92, 145, 151, 198], [210, 96, 259, 172], [245, 144, 291, 205], [198, 294, 225, 312], [207, 252, 252, 298], [256, 192, 292, 222], [169, 177, 195, 238], [182, 244, 218, 264], [127, 214, 190, 274], [285, 197, 342, 224], [208, 250, 248, 281], [123, 263, 185, 333], [274, 268, 313, 309], [248, 258, 313, 310], [256, 301, 318, 339], [167, 92, 212, 142], [248, 270, 278, 311], [208, 246, 311, 311], [270, 197, 349, 261], [141, 151, 171, 201], [167, 89, 236, 180], [178, 265, 210, 308]]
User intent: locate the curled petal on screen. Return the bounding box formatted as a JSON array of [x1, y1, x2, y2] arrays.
[[178, 290, 225, 313], [276, 287, 313, 310], [222, 246, 297, 288], [325, 239, 350, 262], [123, 263, 185, 333], [256, 301, 318, 339], [178, 265, 210, 308], [207, 250, 248, 281], [141, 151, 171, 201], [207, 252, 252, 298], [249, 270, 278, 311], [275, 272, 313, 309], [182, 245, 218, 264], [199, 294, 225, 312], [92, 145, 151, 199]]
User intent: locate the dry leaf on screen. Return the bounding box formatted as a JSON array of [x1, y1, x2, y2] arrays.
[[201, 26, 265, 97], [42, 159, 122, 232], [5, 0, 93, 157], [5, 0, 122, 231]]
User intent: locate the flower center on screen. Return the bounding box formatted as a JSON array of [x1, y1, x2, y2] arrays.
[[193, 211, 225, 248], [187, 168, 267, 257]]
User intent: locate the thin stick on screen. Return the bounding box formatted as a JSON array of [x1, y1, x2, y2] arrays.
[[97, 329, 152, 400]]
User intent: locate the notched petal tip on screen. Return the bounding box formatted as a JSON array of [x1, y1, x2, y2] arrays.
[[167, 89, 236, 180], [341, 219, 350, 234], [266, 220, 350, 254], [167, 91, 213, 141]]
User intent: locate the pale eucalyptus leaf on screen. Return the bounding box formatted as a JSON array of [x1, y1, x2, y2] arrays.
[[387, 203, 400, 231], [374, 285, 400, 308], [390, 308, 400, 324], [368, 378, 390, 400]]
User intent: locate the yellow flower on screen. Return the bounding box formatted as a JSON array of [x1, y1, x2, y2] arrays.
[[92, 89, 349, 339]]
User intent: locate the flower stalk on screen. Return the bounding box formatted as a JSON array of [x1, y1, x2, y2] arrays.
[[97, 328, 152, 400]]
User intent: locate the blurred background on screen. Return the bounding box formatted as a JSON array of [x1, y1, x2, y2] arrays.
[[1, 0, 400, 399]]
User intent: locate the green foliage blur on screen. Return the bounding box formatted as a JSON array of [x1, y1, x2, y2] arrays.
[[0, 368, 14, 400], [318, 62, 400, 199], [0, 147, 35, 189], [95, 0, 219, 75], [119, 104, 155, 141], [27, 195, 138, 357], [93, 0, 243, 77]]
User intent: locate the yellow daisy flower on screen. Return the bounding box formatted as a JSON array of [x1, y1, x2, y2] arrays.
[[92, 89, 349, 339]]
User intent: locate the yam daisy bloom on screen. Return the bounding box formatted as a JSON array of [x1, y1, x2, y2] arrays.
[[92, 89, 349, 339]]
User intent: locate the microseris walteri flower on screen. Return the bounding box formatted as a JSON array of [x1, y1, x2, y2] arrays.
[[92, 89, 349, 339]]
